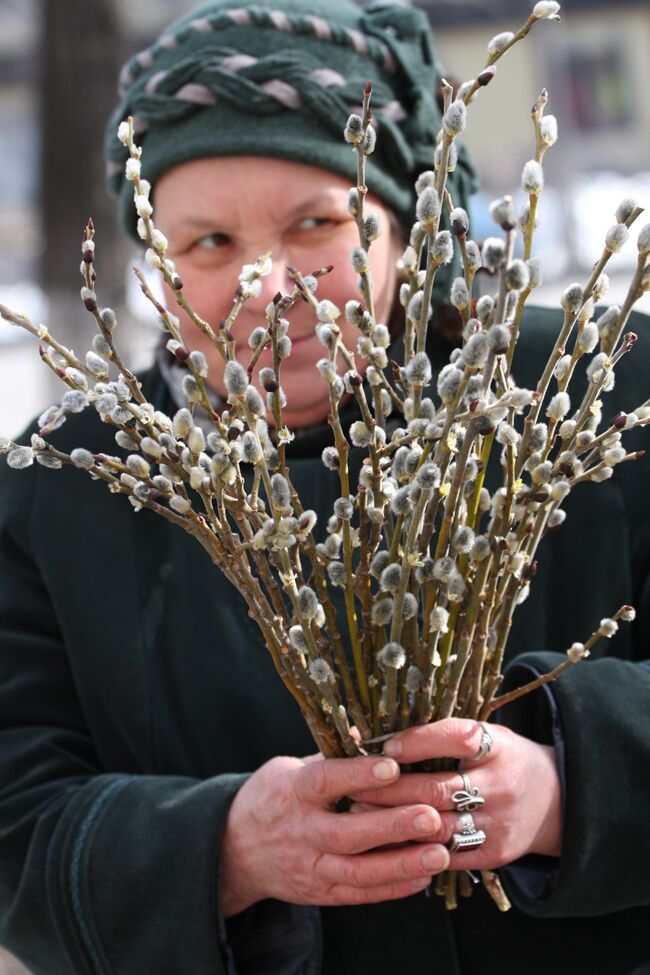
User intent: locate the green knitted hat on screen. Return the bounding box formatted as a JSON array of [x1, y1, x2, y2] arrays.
[[105, 0, 477, 299]]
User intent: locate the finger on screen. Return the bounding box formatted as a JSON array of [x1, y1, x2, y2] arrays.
[[315, 842, 449, 889], [293, 755, 400, 805], [382, 719, 499, 765], [442, 810, 514, 871], [326, 877, 434, 905], [447, 840, 502, 872], [307, 803, 443, 855], [301, 753, 324, 765], [437, 810, 492, 847], [350, 771, 471, 811], [347, 801, 381, 814]]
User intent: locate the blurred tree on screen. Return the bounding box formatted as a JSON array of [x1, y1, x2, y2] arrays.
[[40, 0, 125, 345]]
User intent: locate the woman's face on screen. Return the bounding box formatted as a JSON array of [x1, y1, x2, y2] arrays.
[[154, 156, 401, 429]]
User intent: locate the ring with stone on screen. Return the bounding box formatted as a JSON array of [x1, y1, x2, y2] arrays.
[[457, 811, 477, 835], [448, 828, 487, 853]]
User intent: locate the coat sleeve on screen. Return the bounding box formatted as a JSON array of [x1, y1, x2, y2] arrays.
[[0, 462, 250, 975], [497, 643, 650, 918]]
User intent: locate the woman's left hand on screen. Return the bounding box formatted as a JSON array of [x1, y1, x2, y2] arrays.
[[349, 719, 562, 870]]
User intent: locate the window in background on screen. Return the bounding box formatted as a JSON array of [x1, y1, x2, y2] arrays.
[[560, 44, 633, 131]]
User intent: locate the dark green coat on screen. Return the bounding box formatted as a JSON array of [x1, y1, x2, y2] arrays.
[[1, 307, 650, 974]]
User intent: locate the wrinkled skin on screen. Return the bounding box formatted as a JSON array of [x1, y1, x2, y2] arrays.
[[220, 719, 561, 915], [154, 156, 401, 429]]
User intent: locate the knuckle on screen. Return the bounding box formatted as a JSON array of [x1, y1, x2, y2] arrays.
[[444, 812, 459, 843], [311, 850, 328, 881], [351, 787, 381, 806], [500, 778, 521, 806], [344, 885, 371, 905], [386, 881, 413, 902], [458, 719, 485, 757], [398, 851, 418, 880], [387, 809, 410, 843], [341, 858, 365, 888], [326, 818, 355, 854], [299, 759, 346, 804], [429, 778, 447, 807], [311, 762, 336, 802], [291, 764, 314, 804], [489, 838, 509, 866], [501, 785, 517, 807], [304, 809, 329, 850]]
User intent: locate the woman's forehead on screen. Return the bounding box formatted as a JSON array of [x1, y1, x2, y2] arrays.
[[154, 156, 355, 222]]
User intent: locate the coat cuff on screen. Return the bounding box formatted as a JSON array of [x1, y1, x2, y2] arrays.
[[48, 772, 249, 973], [221, 901, 321, 974], [495, 657, 563, 906], [496, 651, 650, 918]]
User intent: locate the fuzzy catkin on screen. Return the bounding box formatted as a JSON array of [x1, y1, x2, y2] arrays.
[[370, 550, 390, 579], [402, 593, 418, 621], [223, 361, 248, 396], [443, 99, 466, 136], [521, 160, 544, 195], [271, 473, 291, 511], [547, 392, 570, 422], [481, 237, 506, 273], [377, 642, 406, 670], [380, 563, 402, 593], [430, 606, 449, 633], [461, 332, 489, 368], [432, 230, 454, 264], [7, 447, 34, 469], [416, 188, 440, 229], [405, 352, 432, 387], [437, 363, 463, 403], [372, 597, 394, 626], [605, 224, 629, 253], [326, 561, 346, 587], [561, 284, 583, 314]]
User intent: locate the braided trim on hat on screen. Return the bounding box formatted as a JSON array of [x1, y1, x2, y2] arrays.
[[128, 50, 402, 116], [117, 6, 395, 98], [106, 49, 413, 187]]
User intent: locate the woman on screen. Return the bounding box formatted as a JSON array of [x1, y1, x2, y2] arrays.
[[1, 1, 649, 973]]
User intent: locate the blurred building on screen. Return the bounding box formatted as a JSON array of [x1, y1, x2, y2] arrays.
[[424, 0, 650, 190], [422, 0, 650, 297]]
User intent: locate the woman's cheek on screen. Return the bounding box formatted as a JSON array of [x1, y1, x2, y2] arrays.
[[172, 261, 235, 323]]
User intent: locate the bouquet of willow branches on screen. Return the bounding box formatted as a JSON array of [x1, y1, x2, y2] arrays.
[[1, 0, 649, 910]]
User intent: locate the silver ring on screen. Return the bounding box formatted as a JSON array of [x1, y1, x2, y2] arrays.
[[475, 723, 493, 760], [451, 773, 485, 812], [448, 829, 487, 853], [458, 812, 476, 835]]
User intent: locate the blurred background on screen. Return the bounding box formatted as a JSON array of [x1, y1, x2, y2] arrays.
[[1, 0, 649, 441], [0, 0, 648, 970]]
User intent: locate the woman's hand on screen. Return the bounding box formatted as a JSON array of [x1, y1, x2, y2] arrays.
[[350, 719, 563, 870], [219, 753, 452, 917]]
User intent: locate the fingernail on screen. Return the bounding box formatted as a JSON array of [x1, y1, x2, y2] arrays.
[[414, 811, 437, 833], [421, 849, 443, 871], [372, 759, 398, 781], [382, 737, 402, 757]]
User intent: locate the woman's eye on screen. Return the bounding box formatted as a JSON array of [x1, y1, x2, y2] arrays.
[[296, 216, 332, 230], [195, 232, 230, 249]]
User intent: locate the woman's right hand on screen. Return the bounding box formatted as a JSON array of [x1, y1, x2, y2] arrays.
[[219, 754, 450, 916]]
